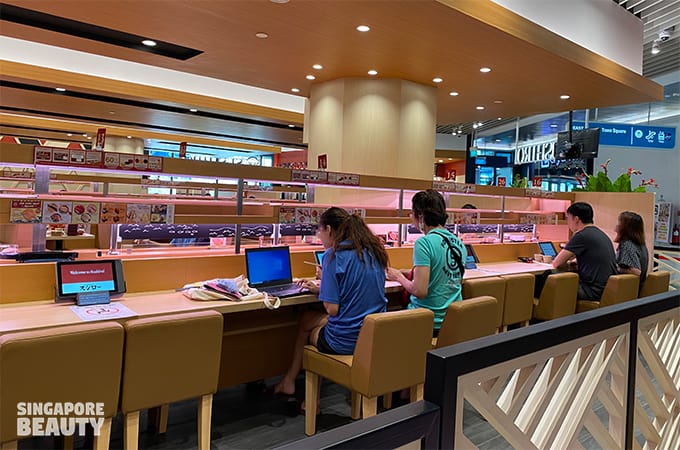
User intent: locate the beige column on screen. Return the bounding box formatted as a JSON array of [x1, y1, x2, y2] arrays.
[[306, 78, 437, 205]]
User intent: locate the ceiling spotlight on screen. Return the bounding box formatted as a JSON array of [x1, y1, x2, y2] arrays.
[[288, 124, 295, 128], [312, 64, 323, 70], [141, 39, 157, 47], [291, 88, 300, 93], [497, 117, 502, 120], [438, 160, 443, 163], [432, 77, 443, 83], [472, 124, 479, 129], [449, 91, 459, 96], [255, 32, 269, 39], [66, 133, 72, 137], [82, 133, 88, 137], [270, 0, 290, 3], [457, 129, 462, 134], [476, 106, 485, 110], [127, 135, 132, 139], [306, 75, 316, 80], [108, 111, 115, 115], [493, 100, 503, 104], [367, 69, 378, 76], [560, 94, 570, 100], [550, 124, 558, 128], [356, 25, 370, 32], [480, 67, 491, 73], [477, 122, 483, 126], [651, 40, 660, 55], [189, 108, 198, 112], [55, 87, 66, 92]]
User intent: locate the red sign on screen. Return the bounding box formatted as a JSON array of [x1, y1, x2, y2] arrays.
[[179, 142, 187, 158], [95, 128, 106, 151], [497, 176, 506, 187], [446, 170, 456, 180], [318, 154, 327, 170], [532, 176, 543, 187]]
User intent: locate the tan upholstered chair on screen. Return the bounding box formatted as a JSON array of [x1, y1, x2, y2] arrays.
[[532, 272, 579, 321], [576, 274, 639, 313], [120, 310, 223, 450], [434, 296, 498, 349], [500, 273, 535, 331], [639, 271, 671, 298], [0, 322, 124, 450], [302, 308, 434, 436], [462, 277, 505, 332]]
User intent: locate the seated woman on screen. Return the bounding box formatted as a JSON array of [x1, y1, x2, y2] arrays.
[[273, 207, 389, 397], [615, 211, 649, 288], [386, 189, 466, 335]]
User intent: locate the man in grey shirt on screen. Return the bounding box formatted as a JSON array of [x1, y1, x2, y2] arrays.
[[552, 202, 618, 300]]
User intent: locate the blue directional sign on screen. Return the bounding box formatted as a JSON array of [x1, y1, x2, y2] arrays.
[[572, 121, 675, 149]]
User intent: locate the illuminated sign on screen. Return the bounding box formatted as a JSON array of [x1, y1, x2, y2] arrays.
[[514, 141, 555, 165]]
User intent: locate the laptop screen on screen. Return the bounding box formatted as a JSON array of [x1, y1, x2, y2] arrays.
[[538, 242, 557, 257], [314, 250, 324, 266], [245, 247, 293, 287]]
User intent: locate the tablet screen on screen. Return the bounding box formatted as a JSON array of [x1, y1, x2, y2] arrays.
[[56, 259, 126, 300], [538, 242, 557, 257]]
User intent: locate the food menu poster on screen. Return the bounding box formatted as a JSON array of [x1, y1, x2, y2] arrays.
[[34, 146, 162, 172], [279, 207, 324, 224], [10, 200, 42, 223], [291, 170, 359, 186], [654, 202, 672, 243]]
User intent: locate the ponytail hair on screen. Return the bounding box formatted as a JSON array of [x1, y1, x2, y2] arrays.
[[411, 189, 448, 227], [319, 207, 389, 269]]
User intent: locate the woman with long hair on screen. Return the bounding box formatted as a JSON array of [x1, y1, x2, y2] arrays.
[[614, 211, 649, 284], [387, 189, 465, 335], [273, 207, 389, 397]]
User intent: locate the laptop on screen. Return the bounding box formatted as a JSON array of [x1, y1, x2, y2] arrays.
[[538, 241, 557, 258], [314, 250, 324, 266], [464, 244, 478, 269], [245, 246, 306, 298]]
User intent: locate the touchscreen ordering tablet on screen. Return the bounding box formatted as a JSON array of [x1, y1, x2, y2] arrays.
[[55, 259, 126, 301], [538, 241, 557, 257], [314, 250, 324, 266]]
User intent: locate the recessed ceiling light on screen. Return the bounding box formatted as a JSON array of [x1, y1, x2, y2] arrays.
[[476, 106, 485, 110], [432, 77, 443, 83], [306, 74, 316, 80], [356, 25, 370, 32], [66, 133, 72, 137], [108, 111, 115, 115], [270, 0, 289, 3], [87, 136, 92, 139], [560, 94, 570, 99], [497, 117, 502, 120], [55, 87, 66, 92], [472, 124, 479, 129], [127, 135, 132, 138], [255, 32, 269, 39], [367, 70, 378, 76], [477, 122, 483, 126], [493, 100, 503, 104], [438, 160, 443, 163], [448, 158, 453, 160], [82, 133, 88, 137], [189, 108, 198, 112], [495, 139, 501, 142], [291, 88, 300, 93], [480, 67, 491, 73], [141, 39, 157, 47], [312, 64, 323, 70], [449, 91, 459, 96], [288, 124, 295, 128], [550, 124, 558, 128]]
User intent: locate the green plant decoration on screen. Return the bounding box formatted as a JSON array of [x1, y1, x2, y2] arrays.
[[573, 159, 657, 192], [511, 174, 528, 188]]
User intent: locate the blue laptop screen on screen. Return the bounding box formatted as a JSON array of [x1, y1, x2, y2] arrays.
[[245, 247, 292, 286], [539, 242, 557, 257], [314, 251, 324, 266]]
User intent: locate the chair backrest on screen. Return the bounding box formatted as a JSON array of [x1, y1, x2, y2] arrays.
[[462, 277, 505, 329], [120, 310, 223, 414], [350, 308, 434, 398], [639, 271, 670, 298], [500, 273, 535, 328], [0, 322, 124, 444], [600, 274, 640, 307], [436, 296, 498, 349], [533, 272, 579, 321]]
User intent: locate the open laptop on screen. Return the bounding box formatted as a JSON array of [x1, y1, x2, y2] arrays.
[[538, 241, 557, 258], [314, 250, 324, 266], [245, 246, 306, 298]]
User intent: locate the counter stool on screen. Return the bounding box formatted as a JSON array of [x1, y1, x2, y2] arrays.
[[639, 271, 671, 298], [576, 274, 639, 313], [532, 272, 579, 321], [434, 296, 498, 349], [120, 310, 223, 450], [499, 273, 535, 331], [462, 277, 505, 332], [0, 322, 124, 450], [302, 308, 434, 436]]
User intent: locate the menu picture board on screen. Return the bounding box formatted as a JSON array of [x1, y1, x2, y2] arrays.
[[100, 203, 126, 224], [125, 204, 151, 224], [150, 204, 174, 224], [10, 200, 42, 223], [34, 146, 163, 172], [42, 201, 73, 224], [654, 202, 672, 243], [71, 202, 100, 224]]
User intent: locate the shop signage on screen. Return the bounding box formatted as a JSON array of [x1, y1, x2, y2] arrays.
[[497, 176, 506, 187], [432, 181, 476, 193], [95, 128, 106, 151], [572, 121, 675, 149], [318, 154, 327, 170], [179, 142, 187, 158], [514, 141, 555, 165]]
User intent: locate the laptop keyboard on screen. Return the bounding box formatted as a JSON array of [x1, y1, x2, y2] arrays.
[[261, 283, 308, 298]]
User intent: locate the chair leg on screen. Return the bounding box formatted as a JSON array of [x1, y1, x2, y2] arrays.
[[383, 392, 393, 410], [124, 411, 140, 450], [362, 396, 377, 418], [351, 391, 361, 419], [523, 320, 530, 327], [63, 434, 74, 450], [502, 325, 508, 332], [410, 384, 424, 402], [305, 371, 320, 436], [198, 394, 212, 450], [148, 404, 169, 433], [0, 441, 18, 450], [93, 417, 112, 450]]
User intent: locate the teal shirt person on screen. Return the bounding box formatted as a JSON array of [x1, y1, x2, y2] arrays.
[[408, 228, 465, 329]]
